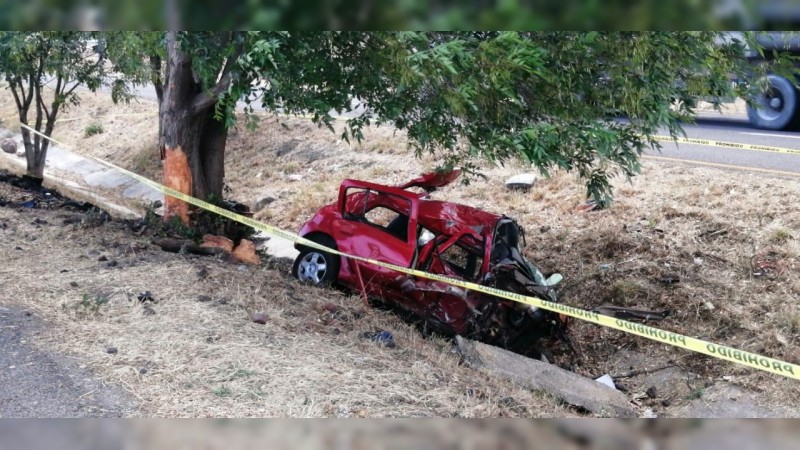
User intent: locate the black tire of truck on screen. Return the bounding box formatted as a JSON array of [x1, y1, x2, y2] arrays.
[[747, 74, 800, 131]]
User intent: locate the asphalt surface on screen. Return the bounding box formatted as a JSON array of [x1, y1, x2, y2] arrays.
[[0, 305, 132, 418], [647, 114, 800, 176]]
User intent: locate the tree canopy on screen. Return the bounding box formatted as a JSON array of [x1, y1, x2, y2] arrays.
[[236, 31, 786, 202]]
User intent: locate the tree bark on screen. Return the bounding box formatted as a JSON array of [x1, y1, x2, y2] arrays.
[[159, 32, 234, 223]]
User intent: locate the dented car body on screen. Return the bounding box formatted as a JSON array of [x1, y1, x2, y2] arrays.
[[292, 170, 565, 355]]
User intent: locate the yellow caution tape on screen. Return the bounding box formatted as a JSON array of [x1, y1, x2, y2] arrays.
[[654, 135, 800, 156], [18, 123, 800, 381]]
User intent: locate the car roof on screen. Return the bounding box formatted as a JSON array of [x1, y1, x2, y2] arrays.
[[416, 198, 500, 238]]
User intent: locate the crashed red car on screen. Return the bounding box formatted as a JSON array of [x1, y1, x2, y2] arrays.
[[292, 170, 566, 355]]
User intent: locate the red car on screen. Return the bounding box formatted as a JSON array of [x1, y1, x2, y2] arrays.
[[292, 170, 566, 355]]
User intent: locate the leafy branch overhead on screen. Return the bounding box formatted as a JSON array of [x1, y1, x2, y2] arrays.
[[239, 31, 791, 203]]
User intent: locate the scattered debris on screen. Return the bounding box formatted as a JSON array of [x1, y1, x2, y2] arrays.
[[20, 200, 37, 209], [592, 305, 670, 322], [137, 291, 155, 302], [576, 199, 608, 212], [646, 386, 658, 399], [457, 337, 635, 417], [201, 234, 234, 253], [231, 239, 261, 265], [505, 173, 536, 191], [252, 313, 269, 325], [361, 330, 396, 348], [153, 238, 226, 256], [97, 255, 108, 262], [659, 274, 680, 286], [595, 374, 616, 389], [751, 248, 784, 278], [254, 195, 277, 211]]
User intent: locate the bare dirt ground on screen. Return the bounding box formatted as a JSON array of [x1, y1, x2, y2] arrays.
[[0, 90, 798, 417]]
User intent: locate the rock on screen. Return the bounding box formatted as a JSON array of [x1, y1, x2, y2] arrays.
[[456, 336, 635, 417], [505, 173, 536, 190], [641, 408, 657, 418], [196, 295, 212, 302], [106, 347, 118, 354], [200, 234, 234, 253], [69, 281, 78, 288], [15, 148, 24, 157], [232, 239, 261, 265], [97, 255, 108, 262], [1, 138, 17, 154], [254, 195, 277, 211], [287, 174, 303, 182], [103, 260, 118, 268], [142, 305, 156, 316], [252, 313, 269, 324]]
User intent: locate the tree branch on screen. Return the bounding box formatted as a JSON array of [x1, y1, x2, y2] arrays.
[[9, 81, 23, 112], [190, 32, 245, 114]]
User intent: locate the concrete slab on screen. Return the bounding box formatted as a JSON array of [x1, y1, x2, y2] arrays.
[[0, 126, 296, 261], [456, 336, 636, 417], [121, 182, 162, 204], [83, 170, 134, 189]]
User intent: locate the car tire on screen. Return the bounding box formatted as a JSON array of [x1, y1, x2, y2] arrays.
[[292, 235, 340, 286], [747, 74, 800, 131]]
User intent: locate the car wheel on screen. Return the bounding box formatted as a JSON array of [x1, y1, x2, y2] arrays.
[[747, 74, 800, 131], [292, 236, 340, 286]]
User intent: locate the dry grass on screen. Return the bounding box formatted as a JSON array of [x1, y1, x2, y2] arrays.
[[0, 177, 568, 418], [0, 88, 798, 416]]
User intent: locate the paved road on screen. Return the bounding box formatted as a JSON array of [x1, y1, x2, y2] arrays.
[[0, 306, 131, 417], [647, 114, 800, 176]]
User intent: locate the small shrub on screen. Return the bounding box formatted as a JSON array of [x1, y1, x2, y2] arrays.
[[84, 123, 104, 137], [78, 293, 110, 314]]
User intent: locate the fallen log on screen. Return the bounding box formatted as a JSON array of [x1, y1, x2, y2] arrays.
[[456, 336, 636, 417], [152, 238, 226, 256]]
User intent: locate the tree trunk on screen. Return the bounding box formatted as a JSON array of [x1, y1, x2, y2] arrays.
[[160, 32, 228, 223], [198, 108, 227, 200]]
